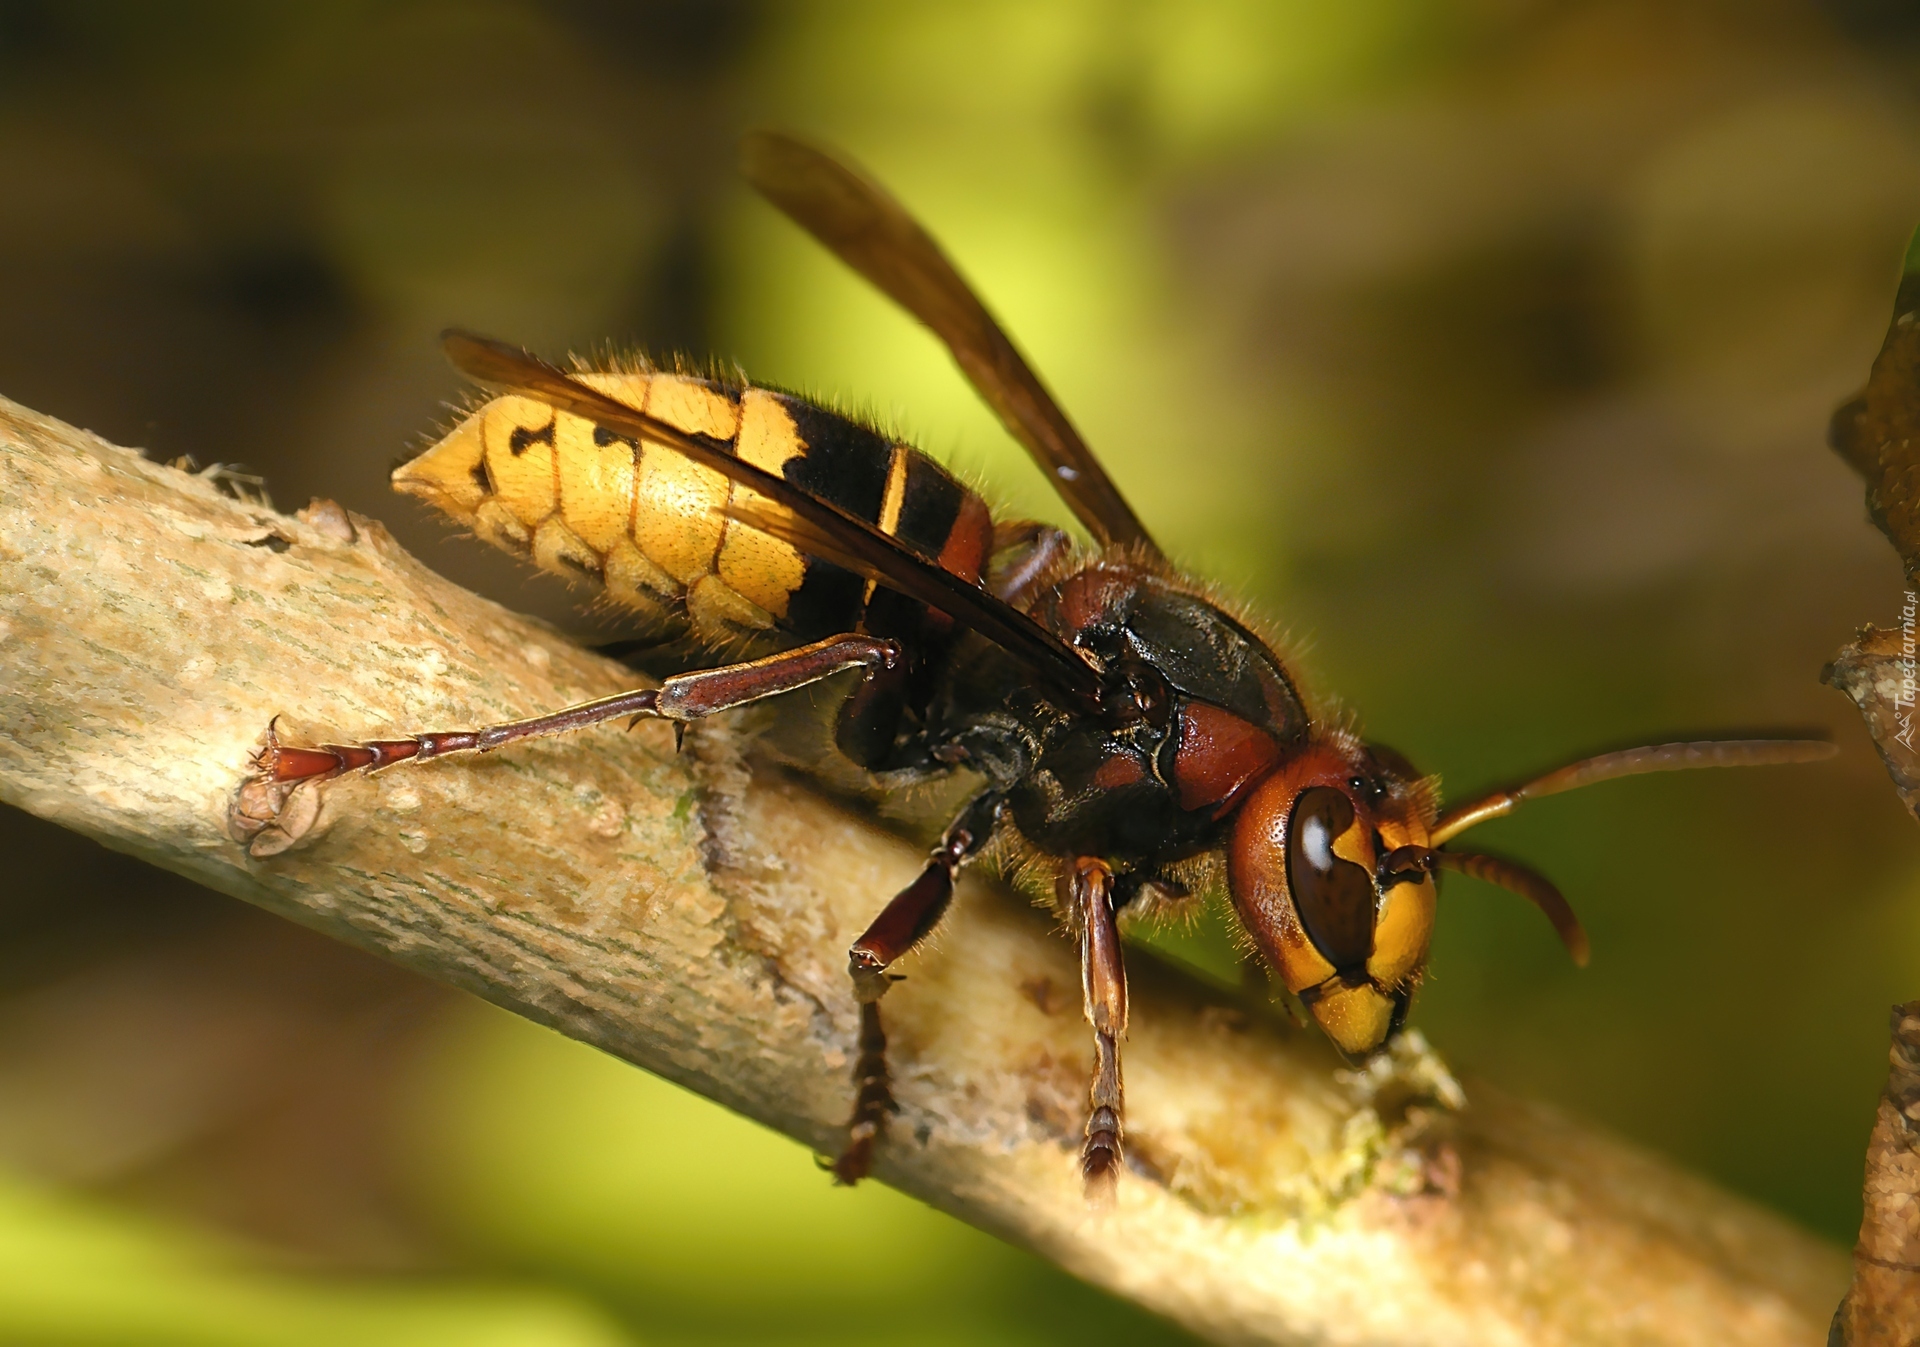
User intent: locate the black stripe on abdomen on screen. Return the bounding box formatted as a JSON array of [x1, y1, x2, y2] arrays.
[[778, 396, 893, 520], [773, 397, 896, 639], [893, 455, 965, 560]]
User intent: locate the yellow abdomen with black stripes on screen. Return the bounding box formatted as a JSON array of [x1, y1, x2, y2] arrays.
[[393, 366, 994, 649]]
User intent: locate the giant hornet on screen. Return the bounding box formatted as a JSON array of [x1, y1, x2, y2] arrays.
[[255, 132, 1833, 1197]]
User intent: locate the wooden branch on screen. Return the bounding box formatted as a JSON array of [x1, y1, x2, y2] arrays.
[[0, 393, 1844, 1344]]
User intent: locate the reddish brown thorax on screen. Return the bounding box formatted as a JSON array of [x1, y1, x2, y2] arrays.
[[1168, 702, 1281, 815]]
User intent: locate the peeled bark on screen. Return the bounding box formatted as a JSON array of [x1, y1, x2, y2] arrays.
[[0, 393, 1845, 1345]]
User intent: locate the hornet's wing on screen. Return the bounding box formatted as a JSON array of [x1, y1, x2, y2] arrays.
[[741, 129, 1160, 560]]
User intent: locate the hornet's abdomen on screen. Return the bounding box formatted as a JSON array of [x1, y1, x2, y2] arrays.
[[393, 369, 993, 650]]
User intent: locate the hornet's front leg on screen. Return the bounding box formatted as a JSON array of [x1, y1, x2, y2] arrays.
[[832, 790, 1003, 1183], [1073, 856, 1128, 1202]]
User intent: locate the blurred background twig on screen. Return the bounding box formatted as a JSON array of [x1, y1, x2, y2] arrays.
[[1814, 194, 1920, 1347], [1831, 1004, 1920, 1345], [1, 1, 1915, 1342]]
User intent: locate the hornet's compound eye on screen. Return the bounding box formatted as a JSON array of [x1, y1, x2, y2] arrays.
[[1286, 786, 1376, 977]]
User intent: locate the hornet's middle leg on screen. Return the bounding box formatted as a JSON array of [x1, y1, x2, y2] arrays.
[[832, 790, 1002, 1184], [1073, 856, 1128, 1202]]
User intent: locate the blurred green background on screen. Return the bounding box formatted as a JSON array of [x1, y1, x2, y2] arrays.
[[1, 0, 1917, 1341]]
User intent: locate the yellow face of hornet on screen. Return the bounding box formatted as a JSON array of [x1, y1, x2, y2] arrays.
[[1227, 741, 1438, 1057]]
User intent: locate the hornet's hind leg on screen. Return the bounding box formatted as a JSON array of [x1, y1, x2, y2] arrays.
[[832, 791, 1002, 1183], [253, 634, 900, 783]]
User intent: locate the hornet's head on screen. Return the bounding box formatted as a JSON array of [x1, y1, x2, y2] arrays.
[[1226, 736, 1438, 1058]]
